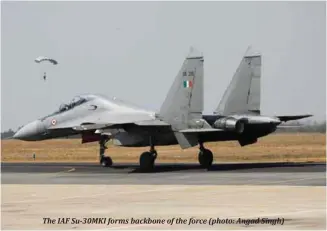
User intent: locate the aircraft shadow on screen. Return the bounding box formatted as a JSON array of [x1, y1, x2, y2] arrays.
[[110, 162, 325, 174]]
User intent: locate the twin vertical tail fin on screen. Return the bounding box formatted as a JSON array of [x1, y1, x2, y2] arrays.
[[159, 49, 204, 131], [215, 47, 261, 116]]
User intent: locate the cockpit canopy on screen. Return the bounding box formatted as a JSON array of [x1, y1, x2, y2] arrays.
[[58, 96, 87, 113], [40, 95, 91, 120]]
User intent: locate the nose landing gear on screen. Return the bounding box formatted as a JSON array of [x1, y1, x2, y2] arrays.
[[99, 135, 113, 167]]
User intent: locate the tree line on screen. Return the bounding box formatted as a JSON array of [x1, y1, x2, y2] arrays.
[[276, 120, 326, 133]]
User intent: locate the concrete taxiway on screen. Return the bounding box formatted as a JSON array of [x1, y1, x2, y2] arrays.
[[1, 162, 326, 185], [2, 162, 326, 229]]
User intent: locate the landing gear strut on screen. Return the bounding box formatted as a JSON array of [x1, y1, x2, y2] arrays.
[[139, 136, 157, 172], [198, 142, 213, 169], [99, 135, 112, 167]]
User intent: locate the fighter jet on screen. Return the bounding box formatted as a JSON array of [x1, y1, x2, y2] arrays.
[[13, 48, 312, 172], [13, 51, 208, 171]]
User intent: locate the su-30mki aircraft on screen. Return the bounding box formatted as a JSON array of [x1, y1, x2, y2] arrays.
[[13, 48, 312, 171]]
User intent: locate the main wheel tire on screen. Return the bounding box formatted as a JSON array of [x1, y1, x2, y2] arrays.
[[100, 156, 113, 167], [139, 151, 155, 172], [198, 149, 213, 169]]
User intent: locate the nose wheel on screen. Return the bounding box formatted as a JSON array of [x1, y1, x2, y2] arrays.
[[100, 156, 113, 167], [99, 135, 113, 167]]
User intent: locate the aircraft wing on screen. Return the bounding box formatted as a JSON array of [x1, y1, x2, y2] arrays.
[[277, 114, 313, 122]]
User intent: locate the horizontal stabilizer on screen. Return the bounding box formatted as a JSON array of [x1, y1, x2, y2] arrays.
[[277, 114, 313, 122]]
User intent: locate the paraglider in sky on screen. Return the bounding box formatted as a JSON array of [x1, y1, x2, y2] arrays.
[[35, 56, 58, 65], [35, 56, 58, 81]]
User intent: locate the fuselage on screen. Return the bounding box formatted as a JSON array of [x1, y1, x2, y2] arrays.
[[110, 114, 280, 147], [13, 94, 281, 147]]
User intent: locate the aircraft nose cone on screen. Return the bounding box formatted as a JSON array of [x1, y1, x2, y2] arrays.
[[13, 120, 45, 141]]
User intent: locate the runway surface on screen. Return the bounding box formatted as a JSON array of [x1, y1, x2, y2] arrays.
[[2, 162, 326, 185], [2, 162, 326, 229]]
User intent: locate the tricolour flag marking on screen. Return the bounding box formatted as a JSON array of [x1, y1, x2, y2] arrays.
[[183, 80, 193, 88]]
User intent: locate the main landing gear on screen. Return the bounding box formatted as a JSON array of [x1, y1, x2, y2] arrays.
[[139, 137, 157, 172], [139, 148, 157, 172], [138, 141, 213, 172], [98, 134, 158, 172], [99, 136, 112, 167], [198, 142, 213, 169], [98, 134, 213, 171]]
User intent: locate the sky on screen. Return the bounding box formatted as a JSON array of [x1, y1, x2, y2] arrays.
[[1, 1, 326, 131]]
